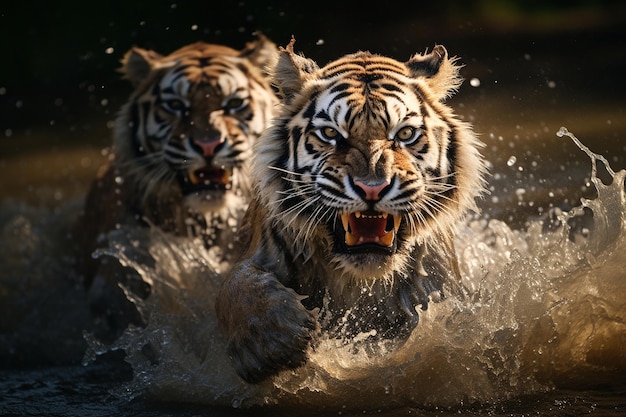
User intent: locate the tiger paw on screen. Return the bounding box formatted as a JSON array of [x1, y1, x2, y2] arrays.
[[222, 279, 319, 384]]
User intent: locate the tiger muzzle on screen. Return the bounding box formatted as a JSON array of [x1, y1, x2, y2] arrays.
[[179, 135, 233, 195]]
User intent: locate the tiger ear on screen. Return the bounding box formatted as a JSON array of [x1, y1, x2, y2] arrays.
[[406, 45, 463, 101], [119, 47, 163, 86], [273, 37, 319, 104], [240, 32, 279, 76]]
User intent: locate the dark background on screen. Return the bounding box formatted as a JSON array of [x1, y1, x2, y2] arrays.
[[1, 0, 625, 222], [2, 1, 625, 133]]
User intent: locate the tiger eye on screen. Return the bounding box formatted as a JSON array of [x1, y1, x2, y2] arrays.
[[322, 127, 339, 138], [164, 99, 186, 111], [397, 126, 415, 141], [226, 97, 245, 110]]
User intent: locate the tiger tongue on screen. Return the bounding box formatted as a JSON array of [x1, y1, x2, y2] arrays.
[[349, 212, 387, 238]]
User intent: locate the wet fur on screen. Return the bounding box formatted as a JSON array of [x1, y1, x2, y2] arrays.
[[73, 36, 278, 337], [217, 40, 487, 383]]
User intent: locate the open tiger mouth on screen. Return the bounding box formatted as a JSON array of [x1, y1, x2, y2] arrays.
[[180, 167, 232, 195], [338, 211, 402, 253]]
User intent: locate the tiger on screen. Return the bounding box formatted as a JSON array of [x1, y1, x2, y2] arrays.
[[73, 34, 278, 336], [216, 39, 487, 383]]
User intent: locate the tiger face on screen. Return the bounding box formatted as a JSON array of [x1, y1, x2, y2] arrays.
[[256, 41, 485, 280], [115, 36, 278, 212]]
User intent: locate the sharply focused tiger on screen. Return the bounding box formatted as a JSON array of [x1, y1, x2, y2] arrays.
[[216, 39, 487, 383], [73, 35, 278, 333]]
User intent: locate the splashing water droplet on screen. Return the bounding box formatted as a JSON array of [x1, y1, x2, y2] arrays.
[[507, 156, 517, 166], [557, 126, 616, 178]]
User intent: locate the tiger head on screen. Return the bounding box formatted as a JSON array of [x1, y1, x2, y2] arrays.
[[114, 35, 278, 213], [255, 40, 486, 281]]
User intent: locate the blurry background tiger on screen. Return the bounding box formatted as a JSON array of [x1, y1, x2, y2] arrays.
[[73, 34, 278, 337], [216, 39, 487, 383]]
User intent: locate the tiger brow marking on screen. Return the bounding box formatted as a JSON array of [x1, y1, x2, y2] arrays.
[[315, 109, 331, 121], [197, 57, 211, 67], [330, 83, 352, 94], [173, 64, 192, 74], [357, 72, 383, 84], [381, 83, 403, 92], [322, 62, 364, 77]]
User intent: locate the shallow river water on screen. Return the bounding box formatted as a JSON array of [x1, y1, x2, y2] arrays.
[[1, 25, 626, 416]]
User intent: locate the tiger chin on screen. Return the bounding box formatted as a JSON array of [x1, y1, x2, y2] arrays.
[[73, 35, 278, 337], [216, 39, 487, 383]]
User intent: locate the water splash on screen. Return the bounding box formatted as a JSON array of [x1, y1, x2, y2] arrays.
[[557, 126, 624, 252], [80, 128, 626, 410], [0, 130, 622, 412]]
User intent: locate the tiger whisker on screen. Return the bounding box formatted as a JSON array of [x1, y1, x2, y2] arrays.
[[405, 206, 424, 235], [280, 195, 319, 217], [421, 192, 460, 216], [428, 172, 457, 181], [268, 165, 307, 177], [426, 182, 458, 193], [268, 165, 323, 184], [415, 197, 457, 235], [272, 182, 316, 204], [298, 203, 332, 243], [425, 200, 463, 227], [164, 147, 191, 158], [270, 187, 317, 208], [140, 166, 177, 202], [281, 195, 322, 230], [407, 199, 440, 232]]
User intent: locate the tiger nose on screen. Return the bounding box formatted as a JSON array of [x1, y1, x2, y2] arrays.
[[354, 179, 390, 201], [193, 136, 225, 158]]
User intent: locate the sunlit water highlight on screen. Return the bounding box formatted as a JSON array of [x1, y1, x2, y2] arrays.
[[1, 128, 624, 414]]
